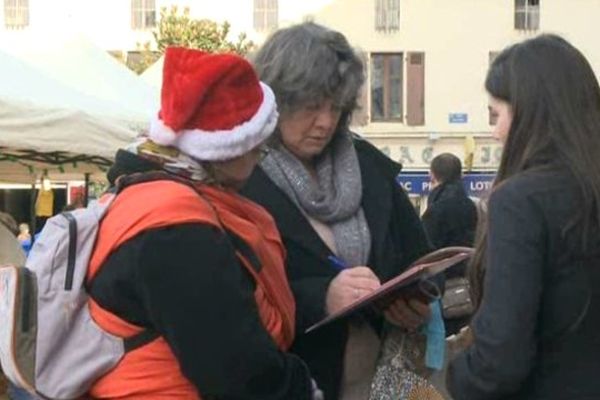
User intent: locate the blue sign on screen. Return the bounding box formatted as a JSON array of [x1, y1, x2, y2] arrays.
[[396, 174, 431, 195], [463, 174, 496, 196], [449, 113, 468, 124], [396, 173, 495, 197]]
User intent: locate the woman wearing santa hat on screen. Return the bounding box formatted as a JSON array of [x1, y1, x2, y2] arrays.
[[84, 48, 321, 399]]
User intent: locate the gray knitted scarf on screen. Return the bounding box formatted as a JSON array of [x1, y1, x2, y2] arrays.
[[260, 133, 371, 267]]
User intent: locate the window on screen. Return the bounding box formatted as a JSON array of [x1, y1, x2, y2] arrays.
[[488, 51, 500, 125], [4, 0, 28, 29], [371, 53, 404, 122], [515, 0, 539, 30], [370, 52, 426, 125], [254, 0, 278, 32], [131, 0, 156, 30], [375, 0, 400, 32]]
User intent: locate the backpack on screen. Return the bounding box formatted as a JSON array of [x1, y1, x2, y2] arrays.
[[0, 190, 157, 400]]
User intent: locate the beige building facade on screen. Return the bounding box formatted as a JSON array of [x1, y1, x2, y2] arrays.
[[1, 0, 599, 178], [0, 0, 331, 52], [314, 0, 600, 175]]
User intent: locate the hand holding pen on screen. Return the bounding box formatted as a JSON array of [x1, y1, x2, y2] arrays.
[[327, 255, 349, 271], [324, 255, 381, 315]]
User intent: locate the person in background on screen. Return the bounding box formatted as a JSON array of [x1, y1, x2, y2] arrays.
[[448, 35, 600, 399], [422, 153, 477, 335], [17, 223, 32, 256], [242, 22, 433, 400], [84, 48, 319, 399]]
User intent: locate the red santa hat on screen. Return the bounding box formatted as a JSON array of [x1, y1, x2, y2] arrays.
[[149, 47, 278, 161]]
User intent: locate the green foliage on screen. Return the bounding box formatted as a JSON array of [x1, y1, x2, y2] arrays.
[[154, 6, 254, 55], [128, 6, 254, 74], [128, 42, 161, 75]]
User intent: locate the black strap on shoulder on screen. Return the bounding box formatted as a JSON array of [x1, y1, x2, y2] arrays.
[[224, 229, 262, 273], [116, 171, 195, 194], [123, 329, 161, 353], [61, 212, 77, 291], [83, 172, 191, 353]]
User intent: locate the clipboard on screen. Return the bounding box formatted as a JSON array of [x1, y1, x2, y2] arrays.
[[305, 246, 475, 333]]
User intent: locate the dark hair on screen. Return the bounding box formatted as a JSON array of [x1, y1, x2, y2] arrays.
[[252, 22, 364, 134], [470, 34, 600, 307], [430, 153, 462, 184]]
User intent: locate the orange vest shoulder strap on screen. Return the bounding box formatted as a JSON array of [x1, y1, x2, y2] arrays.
[[88, 180, 220, 281]]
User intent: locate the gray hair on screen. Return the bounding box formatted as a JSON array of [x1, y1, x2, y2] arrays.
[[253, 22, 364, 133]]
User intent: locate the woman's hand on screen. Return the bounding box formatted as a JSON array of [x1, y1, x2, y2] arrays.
[[325, 267, 381, 315], [383, 297, 431, 331]]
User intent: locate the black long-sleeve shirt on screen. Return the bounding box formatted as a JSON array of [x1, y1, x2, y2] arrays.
[[90, 223, 312, 399]]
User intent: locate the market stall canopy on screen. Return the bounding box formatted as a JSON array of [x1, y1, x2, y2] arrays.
[[0, 30, 157, 127], [140, 54, 164, 91], [0, 48, 138, 183], [142, 52, 259, 109], [0, 100, 133, 183], [0, 47, 139, 123]]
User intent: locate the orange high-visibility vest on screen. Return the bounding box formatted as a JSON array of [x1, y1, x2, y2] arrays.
[[86, 180, 295, 399]]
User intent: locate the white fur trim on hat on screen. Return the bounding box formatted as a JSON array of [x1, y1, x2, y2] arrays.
[[149, 82, 278, 161], [148, 119, 177, 146]]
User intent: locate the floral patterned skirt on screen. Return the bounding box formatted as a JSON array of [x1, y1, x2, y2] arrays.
[[369, 326, 446, 400]]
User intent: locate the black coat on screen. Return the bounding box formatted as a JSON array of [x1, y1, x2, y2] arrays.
[[241, 137, 431, 399], [422, 181, 477, 279], [448, 169, 600, 400]]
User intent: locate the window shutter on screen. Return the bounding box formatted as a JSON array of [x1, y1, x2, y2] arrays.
[[375, 0, 385, 31], [406, 52, 425, 126]]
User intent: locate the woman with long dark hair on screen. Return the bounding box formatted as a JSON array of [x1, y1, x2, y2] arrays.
[[447, 35, 600, 399]]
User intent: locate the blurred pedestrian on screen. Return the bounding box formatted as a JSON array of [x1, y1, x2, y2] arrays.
[[17, 223, 32, 256], [422, 153, 477, 335]]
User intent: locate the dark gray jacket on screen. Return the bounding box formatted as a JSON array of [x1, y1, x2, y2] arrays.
[[448, 169, 600, 400]]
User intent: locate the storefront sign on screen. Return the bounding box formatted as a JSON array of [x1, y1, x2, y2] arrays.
[[396, 174, 431, 195], [396, 173, 495, 197], [463, 174, 496, 196]]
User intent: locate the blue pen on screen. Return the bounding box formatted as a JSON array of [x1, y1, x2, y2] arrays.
[[327, 255, 349, 271]]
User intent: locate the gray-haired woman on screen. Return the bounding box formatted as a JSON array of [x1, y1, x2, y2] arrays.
[[242, 22, 433, 400]]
